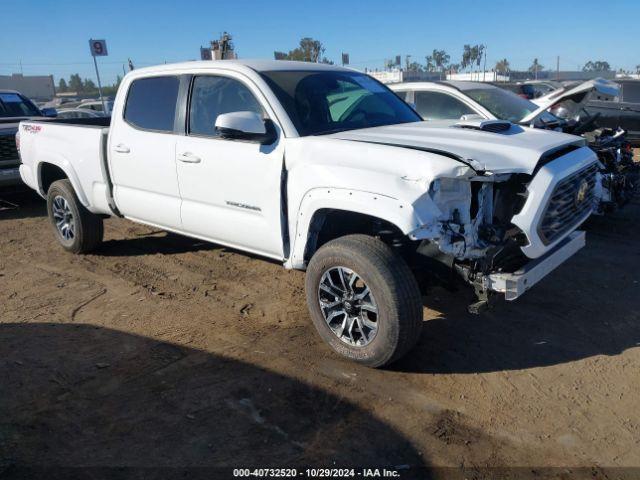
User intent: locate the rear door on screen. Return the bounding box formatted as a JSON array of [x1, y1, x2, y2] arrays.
[[174, 72, 286, 259], [108, 75, 182, 229]]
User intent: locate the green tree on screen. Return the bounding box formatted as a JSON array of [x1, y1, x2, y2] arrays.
[[69, 73, 84, 93], [495, 58, 510, 73], [279, 37, 332, 64], [461, 44, 483, 72], [529, 58, 544, 79], [583, 60, 611, 72], [431, 49, 450, 79], [461, 44, 472, 71], [425, 55, 436, 72], [57, 78, 68, 93], [83, 79, 96, 92], [407, 61, 424, 72]]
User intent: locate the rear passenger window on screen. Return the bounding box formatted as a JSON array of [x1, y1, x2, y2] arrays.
[[124, 76, 180, 132], [394, 90, 408, 101], [414, 91, 474, 120]]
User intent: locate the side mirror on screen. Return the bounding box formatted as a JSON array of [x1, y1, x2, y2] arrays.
[[41, 107, 58, 118], [215, 111, 276, 144]]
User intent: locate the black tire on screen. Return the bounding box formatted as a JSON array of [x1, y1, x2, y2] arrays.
[[305, 234, 423, 368], [46, 179, 103, 254]]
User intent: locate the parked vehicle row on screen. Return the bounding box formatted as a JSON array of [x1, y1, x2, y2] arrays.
[[16, 60, 601, 367], [391, 79, 638, 212]]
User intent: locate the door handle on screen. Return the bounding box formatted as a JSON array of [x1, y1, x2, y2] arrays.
[[177, 152, 202, 163], [114, 143, 130, 154]]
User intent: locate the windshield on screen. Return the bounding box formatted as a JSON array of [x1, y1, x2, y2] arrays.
[[260, 70, 421, 135], [0, 92, 41, 118], [462, 86, 545, 123]]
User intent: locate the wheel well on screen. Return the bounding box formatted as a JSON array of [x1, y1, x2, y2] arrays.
[[304, 209, 408, 262], [40, 163, 68, 195]]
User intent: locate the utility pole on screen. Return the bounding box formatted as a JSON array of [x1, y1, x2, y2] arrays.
[[483, 46, 487, 82]]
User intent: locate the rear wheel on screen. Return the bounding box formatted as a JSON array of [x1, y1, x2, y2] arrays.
[[46, 179, 103, 253], [305, 234, 423, 368]]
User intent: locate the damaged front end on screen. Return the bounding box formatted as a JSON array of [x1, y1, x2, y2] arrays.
[[408, 153, 596, 313], [409, 173, 532, 311]]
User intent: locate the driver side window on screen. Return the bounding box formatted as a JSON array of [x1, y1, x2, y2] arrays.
[[189, 75, 265, 137], [414, 91, 474, 120]]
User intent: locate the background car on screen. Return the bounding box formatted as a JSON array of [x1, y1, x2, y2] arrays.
[[0, 90, 56, 188], [583, 79, 640, 146], [392, 80, 637, 211], [77, 99, 114, 115], [55, 108, 105, 119]]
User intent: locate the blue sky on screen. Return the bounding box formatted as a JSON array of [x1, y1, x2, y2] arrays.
[[1, 0, 638, 85]]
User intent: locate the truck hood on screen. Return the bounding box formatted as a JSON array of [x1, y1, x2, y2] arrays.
[[521, 78, 619, 125], [327, 121, 585, 174]]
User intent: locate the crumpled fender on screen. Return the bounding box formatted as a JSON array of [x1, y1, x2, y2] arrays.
[[285, 187, 441, 269]]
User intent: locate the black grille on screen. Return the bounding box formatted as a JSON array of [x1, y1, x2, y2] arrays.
[[0, 134, 18, 162], [538, 162, 598, 244]]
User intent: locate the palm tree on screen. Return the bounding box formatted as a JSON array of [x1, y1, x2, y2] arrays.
[[461, 45, 472, 71], [495, 58, 510, 74], [432, 49, 450, 79], [425, 55, 436, 72], [529, 58, 544, 79]]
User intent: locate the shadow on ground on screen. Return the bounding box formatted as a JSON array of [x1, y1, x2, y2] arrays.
[[0, 323, 424, 477], [0, 189, 46, 221]]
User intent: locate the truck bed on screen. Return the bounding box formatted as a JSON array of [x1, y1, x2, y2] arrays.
[[18, 117, 114, 216], [27, 116, 111, 128]]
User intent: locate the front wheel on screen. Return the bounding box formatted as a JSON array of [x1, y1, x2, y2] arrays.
[[46, 179, 104, 254], [305, 234, 423, 368]]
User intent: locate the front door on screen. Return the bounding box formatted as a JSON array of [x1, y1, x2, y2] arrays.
[[175, 73, 285, 259]]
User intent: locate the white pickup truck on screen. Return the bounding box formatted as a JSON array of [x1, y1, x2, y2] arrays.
[[18, 60, 598, 367]]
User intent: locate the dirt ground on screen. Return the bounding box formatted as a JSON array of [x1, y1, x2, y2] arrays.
[[1, 182, 639, 478]]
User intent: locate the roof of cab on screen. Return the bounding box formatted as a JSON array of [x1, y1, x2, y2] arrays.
[[129, 59, 351, 76]]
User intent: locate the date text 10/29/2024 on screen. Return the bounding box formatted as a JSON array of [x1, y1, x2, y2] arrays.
[[233, 468, 404, 478]]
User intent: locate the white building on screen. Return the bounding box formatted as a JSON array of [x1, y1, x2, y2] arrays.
[[446, 71, 509, 82]]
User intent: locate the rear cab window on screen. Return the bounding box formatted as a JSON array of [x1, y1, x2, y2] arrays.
[[124, 76, 180, 132]]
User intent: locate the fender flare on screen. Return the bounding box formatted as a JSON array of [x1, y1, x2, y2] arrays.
[[285, 187, 423, 270], [36, 158, 90, 207]]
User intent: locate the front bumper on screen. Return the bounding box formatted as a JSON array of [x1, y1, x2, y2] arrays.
[[485, 230, 585, 301]]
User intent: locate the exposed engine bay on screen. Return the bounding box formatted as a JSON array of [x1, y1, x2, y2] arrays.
[[411, 172, 531, 279], [584, 127, 638, 211], [549, 101, 638, 212]]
